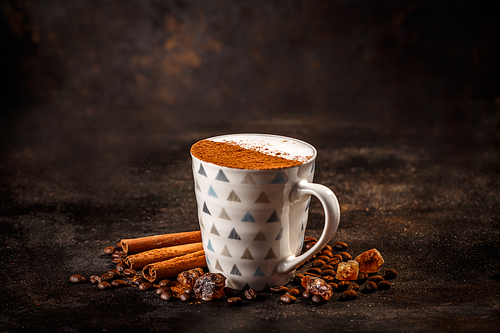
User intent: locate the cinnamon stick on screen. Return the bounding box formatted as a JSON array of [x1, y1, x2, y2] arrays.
[[125, 242, 204, 269], [142, 250, 206, 282], [121, 230, 202, 255]]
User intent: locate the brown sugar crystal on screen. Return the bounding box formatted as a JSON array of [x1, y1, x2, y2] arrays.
[[190, 139, 307, 170]]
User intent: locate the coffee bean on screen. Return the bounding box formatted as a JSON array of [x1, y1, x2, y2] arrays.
[[327, 257, 341, 266], [293, 273, 304, 284], [306, 267, 322, 275], [321, 250, 334, 258], [378, 280, 391, 290], [323, 275, 335, 282], [179, 292, 191, 302], [112, 252, 126, 259], [312, 260, 326, 267], [123, 268, 136, 278], [101, 272, 114, 281], [332, 254, 343, 261], [385, 269, 398, 280], [316, 255, 330, 262], [321, 269, 336, 276], [69, 274, 85, 283], [244, 288, 258, 300], [90, 275, 102, 284], [340, 290, 357, 301], [286, 288, 300, 297], [304, 241, 316, 251], [320, 264, 334, 271], [97, 281, 111, 290], [311, 295, 324, 303], [338, 281, 351, 291], [111, 279, 127, 288], [138, 282, 154, 291], [368, 275, 384, 284], [160, 292, 173, 301], [158, 279, 171, 287], [111, 257, 124, 264], [363, 281, 378, 293], [328, 282, 339, 291], [280, 294, 296, 303], [108, 269, 121, 278], [116, 262, 127, 272], [340, 252, 352, 261], [348, 282, 360, 291], [333, 241, 348, 251], [304, 237, 317, 243], [357, 272, 369, 281], [156, 286, 172, 295], [104, 246, 115, 255], [227, 297, 242, 305], [270, 286, 288, 294], [323, 244, 333, 252]]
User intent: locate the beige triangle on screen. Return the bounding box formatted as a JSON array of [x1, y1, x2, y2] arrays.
[[196, 179, 201, 192], [221, 244, 232, 257], [240, 248, 254, 260], [253, 230, 267, 241], [210, 223, 220, 236], [226, 279, 235, 289], [219, 208, 231, 220], [199, 216, 204, 230], [264, 247, 276, 260], [241, 173, 257, 184], [215, 260, 223, 272], [227, 190, 241, 202], [255, 191, 270, 203]]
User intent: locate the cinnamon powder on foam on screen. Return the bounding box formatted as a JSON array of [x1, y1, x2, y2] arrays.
[[191, 139, 311, 170]]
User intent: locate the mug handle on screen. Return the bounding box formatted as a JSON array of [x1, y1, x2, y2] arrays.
[[276, 179, 341, 274]]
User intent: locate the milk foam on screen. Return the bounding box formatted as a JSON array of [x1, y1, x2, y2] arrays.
[[209, 134, 315, 162]]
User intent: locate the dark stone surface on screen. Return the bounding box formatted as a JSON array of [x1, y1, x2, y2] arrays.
[[1, 1, 500, 332]]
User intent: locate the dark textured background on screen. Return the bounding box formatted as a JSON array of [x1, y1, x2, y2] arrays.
[[1, 1, 499, 332]]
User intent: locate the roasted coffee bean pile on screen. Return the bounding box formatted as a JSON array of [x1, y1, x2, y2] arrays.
[[69, 238, 397, 305]]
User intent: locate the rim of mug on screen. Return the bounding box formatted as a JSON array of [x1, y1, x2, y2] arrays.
[[190, 133, 317, 171]]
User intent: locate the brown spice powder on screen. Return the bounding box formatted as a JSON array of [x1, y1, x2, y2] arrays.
[[191, 139, 307, 170]]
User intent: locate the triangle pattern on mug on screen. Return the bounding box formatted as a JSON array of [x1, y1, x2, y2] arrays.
[[207, 239, 214, 252], [255, 191, 270, 203], [228, 228, 241, 240], [253, 229, 267, 241], [227, 190, 241, 202], [203, 202, 211, 215], [215, 169, 229, 182], [219, 208, 231, 220], [240, 248, 254, 260], [199, 216, 204, 230], [206, 256, 211, 266], [198, 164, 207, 177], [264, 247, 277, 260], [195, 179, 201, 192], [241, 211, 256, 222], [215, 259, 223, 272], [275, 228, 283, 240], [226, 279, 235, 289], [210, 223, 220, 236], [208, 185, 218, 198], [230, 264, 242, 276], [241, 173, 257, 184], [271, 171, 286, 184], [266, 210, 280, 223], [221, 245, 232, 257], [253, 266, 265, 277]]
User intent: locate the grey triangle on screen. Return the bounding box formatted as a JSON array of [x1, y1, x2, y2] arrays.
[[195, 179, 201, 191], [228, 228, 241, 240], [210, 223, 220, 236], [203, 202, 211, 215], [253, 266, 265, 277], [199, 216, 205, 230], [241, 211, 256, 222], [227, 190, 241, 202], [271, 264, 278, 275], [230, 264, 242, 276], [263, 282, 270, 290], [255, 191, 270, 203], [266, 210, 280, 223], [241, 248, 254, 260], [253, 230, 267, 241], [215, 260, 223, 272], [310, 160, 315, 173], [241, 173, 257, 184], [301, 221, 304, 231], [219, 208, 231, 220], [208, 185, 218, 198], [264, 247, 277, 260], [198, 164, 207, 177], [243, 283, 251, 290], [221, 245, 232, 257], [305, 199, 311, 211], [275, 228, 283, 240], [271, 171, 286, 184], [215, 169, 229, 182]]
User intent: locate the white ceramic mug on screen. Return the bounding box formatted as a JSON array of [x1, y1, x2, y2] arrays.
[[190, 134, 340, 291]]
